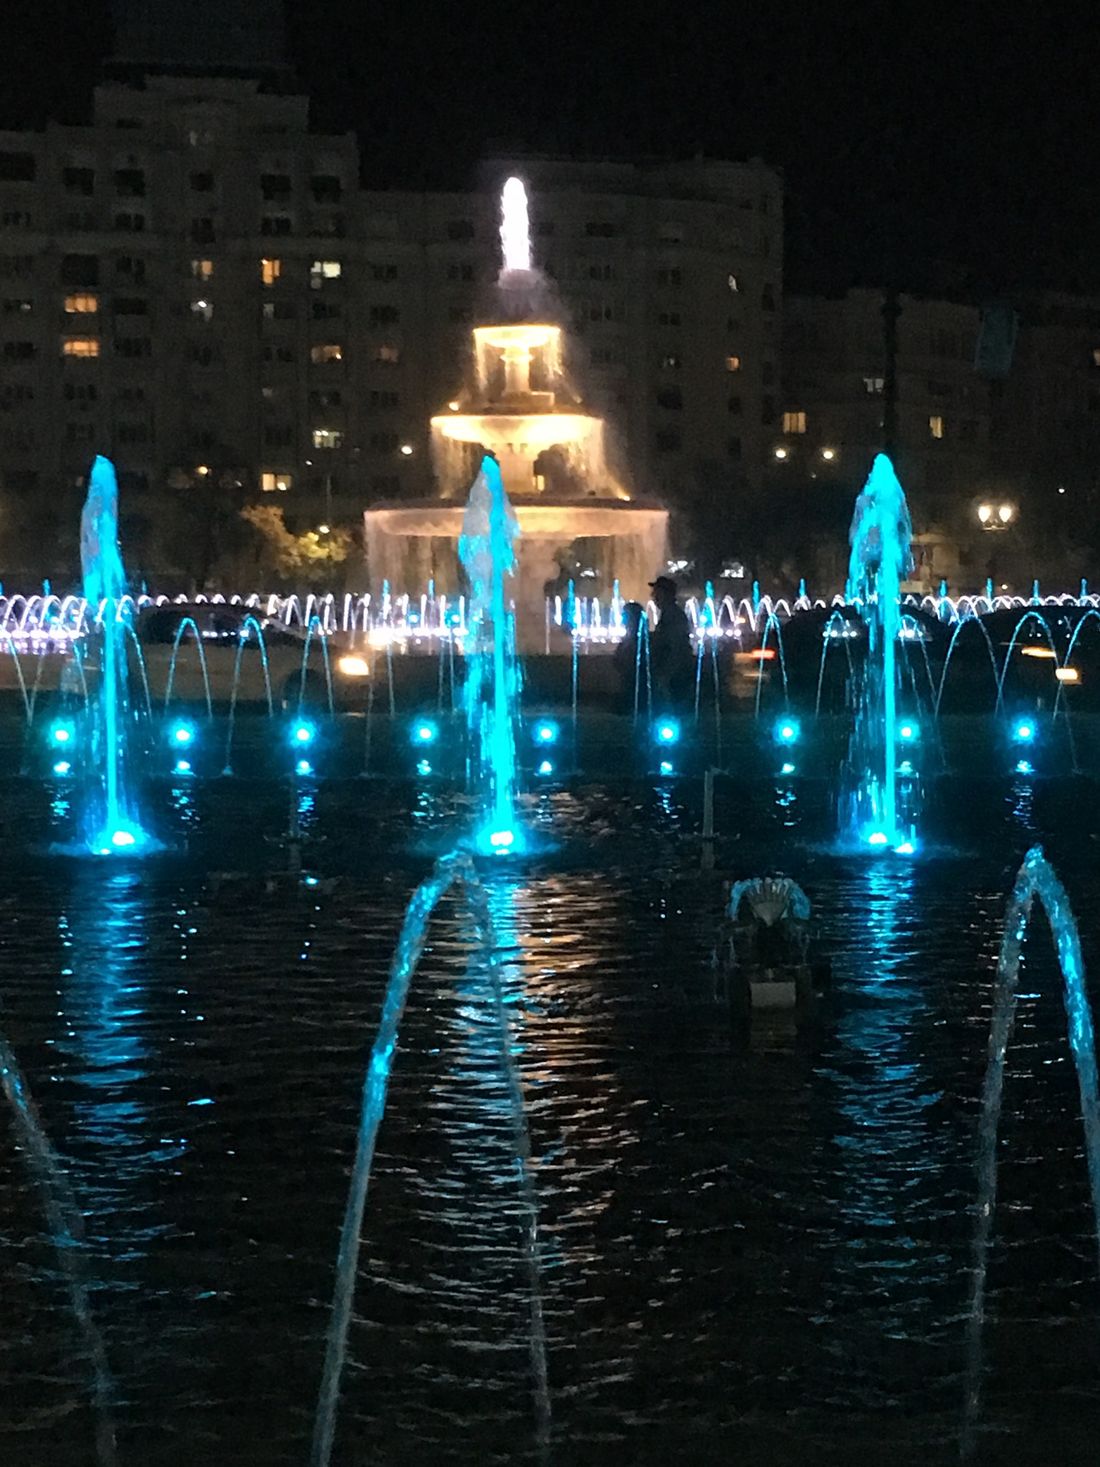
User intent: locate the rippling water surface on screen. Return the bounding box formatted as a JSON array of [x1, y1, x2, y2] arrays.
[[2, 774, 1100, 1465]]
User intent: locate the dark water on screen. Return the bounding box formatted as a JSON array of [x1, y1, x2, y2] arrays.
[[2, 774, 1100, 1465]]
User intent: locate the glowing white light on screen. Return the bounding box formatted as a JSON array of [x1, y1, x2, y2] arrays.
[[537, 759, 553, 775], [1056, 666, 1080, 683], [337, 654, 370, 678], [774, 446, 789, 460], [822, 447, 836, 461], [53, 760, 71, 775], [867, 831, 889, 846], [399, 443, 414, 456], [997, 503, 1014, 524], [1016, 759, 1034, 774], [111, 830, 136, 848], [780, 761, 795, 775], [489, 829, 515, 850], [977, 503, 992, 523], [500, 176, 531, 274], [895, 841, 915, 856], [659, 760, 674, 775]]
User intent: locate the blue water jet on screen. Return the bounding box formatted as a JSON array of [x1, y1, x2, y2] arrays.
[[458, 456, 522, 854], [841, 454, 915, 852], [79, 455, 148, 854]]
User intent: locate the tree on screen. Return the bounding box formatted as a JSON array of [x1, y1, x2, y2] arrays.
[[240, 504, 354, 587]]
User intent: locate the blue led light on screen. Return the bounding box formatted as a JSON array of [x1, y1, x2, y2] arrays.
[[895, 840, 916, 855], [1013, 720, 1035, 743], [780, 761, 796, 775], [489, 829, 515, 851], [897, 721, 919, 742], [293, 722, 316, 746], [111, 829, 136, 849], [1016, 758, 1034, 775], [533, 720, 559, 745], [867, 831, 889, 847], [412, 720, 438, 745], [898, 759, 914, 776], [49, 721, 74, 746], [295, 758, 313, 776], [659, 759, 674, 775], [654, 720, 680, 745], [174, 758, 192, 775], [774, 717, 800, 745], [537, 759, 553, 775], [52, 759, 71, 776], [416, 758, 432, 776], [170, 721, 195, 746]]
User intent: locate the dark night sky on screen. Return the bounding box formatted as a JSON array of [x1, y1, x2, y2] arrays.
[[3, 0, 1099, 295]]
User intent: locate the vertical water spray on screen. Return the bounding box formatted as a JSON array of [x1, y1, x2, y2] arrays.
[[459, 456, 522, 853], [842, 454, 914, 851], [500, 175, 532, 277], [79, 455, 146, 854]]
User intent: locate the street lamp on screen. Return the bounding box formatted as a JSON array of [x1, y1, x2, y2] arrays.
[[976, 501, 1016, 530]]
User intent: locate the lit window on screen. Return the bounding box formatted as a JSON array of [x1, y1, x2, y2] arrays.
[[725, 355, 742, 372], [190, 298, 214, 321], [310, 343, 343, 364], [191, 259, 214, 280], [64, 293, 98, 314], [310, 259, 342, 288], [660, 352, 681, 369], [1092, 348, 1100, 367], [374, 343, 400, 364], [864, 376, 885, 394], [782, 410, 807, 434], [312, 428, 343, 449], [261, 258, 282, 286], [929, 415, 945, 439], [61, 336, 99, 357], [260, 471, 292, 493]]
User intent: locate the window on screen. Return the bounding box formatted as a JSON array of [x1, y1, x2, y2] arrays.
[[114, 212, 145, 232], [588, 263, 614, 281], [262, 300, 295, 320], [309, 389, 342, 410], [260, 173, 292, 201], [727, 437, 742, 459], [761, 396, 775, 425], [260, 216, 292, 237], [1, 210, 32, 229], [929, 415, 945, 439], [534, 219, 555, 237], [660, 352, 681, 369], [447, 263, 474, 281], [1, 383, 35, 406], [656, 386, 683, 410], [189, 343, 221, 366], [782, 410, 807, 434], [657, 310, 681, 327], [191, 218, 215, 244], [264, 424, 293, 447], [727, 274, 740, 292], [260, 257, 282, 286], [63, 166, 94, 195], [61, 254, 99, 286], [115, 337, 151, 358], [2, 297, 32, 315], [310, 343, 343, 364], [62, 381, 94, 402], [590, 346, 623, 366], [262, 344, 295, 364], [658, 223, 684, 244], [191, 259, 214, 281], [655, 428, 682, 452], [370, 304, 400, 326], [374, 343, 401, 364], [63, 421, 93, 447], [762, 361, 776, 386], [0, 255, 34, 278], [311, 300, 341, 320], [727, 395, 742, 414], [446, 220, 475, 240], [190, 171, 214, 192], [369, 431, 399, 452], [311, 175, 342, 203], [312, 427, 343, 449], [116, 422, 149, 445], [448, 305, 472, 323], [116, 256, 146, 283], [62, 337, 99, 358], [190, 299, 214, 322], [115, 384, 144, 403], [261, 471, 292, 493], [725, 355, 742, 372], [863, 375, 885, 394], [113, 168, 145, 197], [310, 259, 342, 287], [585, 221, 621, 237], [370, 474, 401, 494], [5, 469, 38, 493], [114, 297, 148, 315], [656, 267, 682, 286], [369, 389, 399, 409], [0, 151, 36, 182], [761, 284, 776, 311]]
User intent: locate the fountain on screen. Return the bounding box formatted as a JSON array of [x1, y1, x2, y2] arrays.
[[364, 176, 668, 649], [79, 455, 149, 854], [458, 456, 522, 854], [840, 453, 917, 852]]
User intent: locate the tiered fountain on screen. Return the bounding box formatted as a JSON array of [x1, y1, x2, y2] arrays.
[[364, 177, 668, 649]]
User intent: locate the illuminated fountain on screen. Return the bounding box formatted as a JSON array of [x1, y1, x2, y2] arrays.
[[840, 454, 918, 853], [364, 177, 668, 649], [79, 455, 149, 854]]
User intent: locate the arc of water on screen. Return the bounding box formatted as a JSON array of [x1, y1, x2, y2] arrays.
[[962, 846, 1100, 1457], [0, 1033, 119, 1465], [310, 850, 549, 1467], [934, 618, 1001, 719], [296, 617, 335, 719], [162, 616, 213, 719], [753, 613, 789, 721], [223, 616, 273, 771]]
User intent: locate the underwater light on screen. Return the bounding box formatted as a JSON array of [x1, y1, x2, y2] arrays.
[[867, 831, 889, 847], [1016, 759, 1034, 775], [654, 719, 680, 745], [174, 759, 192, 775], [412, 720, 438, 745], [49, 721, 74, 746], [295, 758, 313, 776], [292, 722, 316, 746], [897, 721, 919, 741], [659, 760, 674, 775], [537, 759, 553, 776], [111, 830, 136, 849], [895, 841, 916, 856], [533, 720, 559, 745], [780, 761, 796, 775], [898, 759, 914, 776], [489, 829, 515, 851], [774, 717, 800, 745], [416, 759, 432, 776], [1013, 720, 1035, 743], [170, 721, 195, 746], [52, 760, 71, 776]]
